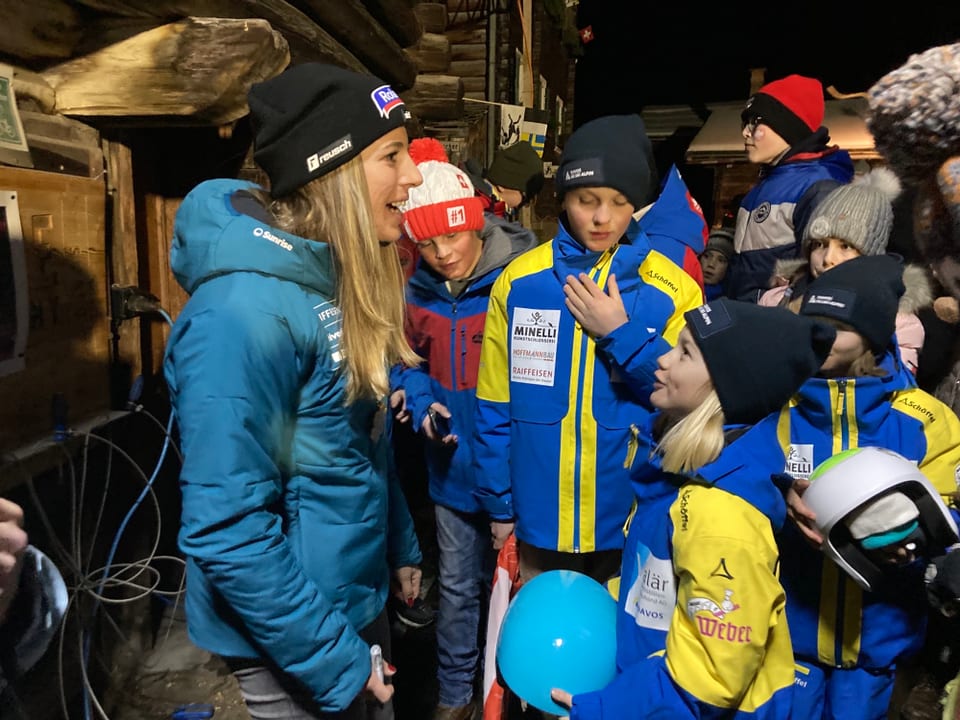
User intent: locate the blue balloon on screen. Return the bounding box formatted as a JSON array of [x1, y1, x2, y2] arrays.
[[496, 569, 617, 714]]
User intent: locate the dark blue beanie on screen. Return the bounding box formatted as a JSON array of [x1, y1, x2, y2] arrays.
[[555, 114, 658, 210], [685, 298, 836, 425], [800, 254, 906, 354]]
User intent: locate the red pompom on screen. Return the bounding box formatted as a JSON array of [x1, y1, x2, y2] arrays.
[[409, 137, 449, 165]]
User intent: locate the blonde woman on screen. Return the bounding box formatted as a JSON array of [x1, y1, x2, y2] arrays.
[[164, 64, 423, 720], [551, 298, 835, 719]]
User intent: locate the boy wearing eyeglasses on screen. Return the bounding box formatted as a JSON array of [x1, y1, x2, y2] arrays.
[[389, 137, 539, 720], [726, 74, 855, 303]]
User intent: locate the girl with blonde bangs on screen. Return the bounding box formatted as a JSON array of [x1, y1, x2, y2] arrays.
[[652, 392, 725, 475], [552, 298, 835, 720]]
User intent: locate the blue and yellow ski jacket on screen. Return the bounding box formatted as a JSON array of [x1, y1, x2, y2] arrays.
[[570, 416, 795, 719], [754, 350, 960, 671], [473, 202, 704, 553]]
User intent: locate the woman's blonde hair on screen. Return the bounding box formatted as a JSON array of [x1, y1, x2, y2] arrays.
[[653, 391, 726, 474], [253, 157, 419, 402]]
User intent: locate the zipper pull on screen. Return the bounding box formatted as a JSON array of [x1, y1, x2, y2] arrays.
[[624, 423, 640, 469], [835, 380, 845, 416], [593, 246, 616, 276]]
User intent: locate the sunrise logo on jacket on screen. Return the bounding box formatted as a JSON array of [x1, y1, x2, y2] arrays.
[[253, 226, 293, 251]]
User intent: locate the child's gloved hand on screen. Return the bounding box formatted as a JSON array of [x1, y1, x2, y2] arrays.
[[925, 551, 960, 616]]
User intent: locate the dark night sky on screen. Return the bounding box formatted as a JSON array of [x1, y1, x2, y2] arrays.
[[572, 2, 960, 127]]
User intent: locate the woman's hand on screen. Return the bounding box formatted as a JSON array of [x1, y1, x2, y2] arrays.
[[785, 478, 824, 548], [391, 565, 423, 607], [564, 273, 628, 338], [364, 657, 397, 703]]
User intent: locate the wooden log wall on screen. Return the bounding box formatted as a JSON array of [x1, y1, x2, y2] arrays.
[[401, 2, 488, 169]]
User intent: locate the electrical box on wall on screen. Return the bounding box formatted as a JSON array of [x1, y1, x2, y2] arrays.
[[0, 166, 110, 454]]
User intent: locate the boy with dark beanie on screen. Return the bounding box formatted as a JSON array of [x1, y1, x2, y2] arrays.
[[460, 141, 544, 221], [744, 255, 960, 719], [485, 141, 545, 211], [726, 74, 855, 303], [473, 113, 705, 602]]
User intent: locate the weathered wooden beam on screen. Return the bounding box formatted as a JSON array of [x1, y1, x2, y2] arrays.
[[20, 110, 103, 176], [450, 59, 486, 77], [0, 0, 84, 60], [71, 0, 367, 71], [102, 135, 144, 387], [360, 0, 422, 48], [446, 27, 485, 44], [401, 73, 463, 121], [451, 42, 485, 62], [413, 2, 447, 33], [42, 17, 290, 125], [21, 110, 100, 147], [404, 33, 451, 73], [461, 76, 485, 94], [11, 67, 57, 113], [288, 0, 416, 90]]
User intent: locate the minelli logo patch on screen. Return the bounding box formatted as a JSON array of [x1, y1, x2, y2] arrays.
[[371, 84, 404, 118], [307, 135, 353, 173], [785, 444, 814, 479], [447, 205, 466, 227]]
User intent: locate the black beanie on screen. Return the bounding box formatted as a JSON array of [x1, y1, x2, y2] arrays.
[[486, 141, 545, 202], [248, 63, 410, 198], [800, 255, 906, 354], [555, 114, 658, 210], [685, 298, 836, 425]]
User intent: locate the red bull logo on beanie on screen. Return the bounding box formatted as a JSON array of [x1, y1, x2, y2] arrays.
[[371, 84, 404, 118]]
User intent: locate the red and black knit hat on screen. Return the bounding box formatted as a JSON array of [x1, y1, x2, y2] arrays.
[[402, 138, 485, 243], [741, 74, 825, 146]]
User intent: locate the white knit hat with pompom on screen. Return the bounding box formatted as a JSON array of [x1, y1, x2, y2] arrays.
[[402, 138, 484, 243]]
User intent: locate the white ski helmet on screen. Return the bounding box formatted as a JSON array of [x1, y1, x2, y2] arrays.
[[802, 446, 958, 592]]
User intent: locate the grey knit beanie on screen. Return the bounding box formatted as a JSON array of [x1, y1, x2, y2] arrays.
[[804, 167, 901, 256]]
